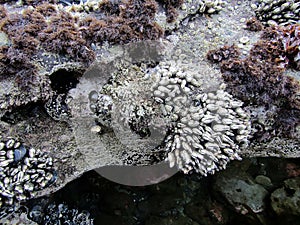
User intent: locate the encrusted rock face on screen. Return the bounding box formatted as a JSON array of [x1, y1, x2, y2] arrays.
[[87, 57, 251, 176], [270, 177, 300, 216], [45, 94, 71, 122], [166, 88, 251, 175], [0, 0, 299, 223], [0, 138, 56, 208], [150, 62, 251, 175], [255, 0, 300, 26], [207, 24, 300, 141]]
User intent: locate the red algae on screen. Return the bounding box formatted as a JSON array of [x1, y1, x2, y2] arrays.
[[207, 25, 300, 138], [157, 0, 184, 22]]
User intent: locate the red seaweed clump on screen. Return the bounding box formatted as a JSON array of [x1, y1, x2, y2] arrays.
[[98, 0, 120, 16], [38, 9, 95, 62], [0, 5, 6, 20], [0, 0, 57, 5], [207, 45, 240, 63], [1, 9, 47, 56], [208, 25, 300, 108], [279, 24, 300, 70], [156, 0, 184, 22], [207, 25, 300, 139], [245, 17, 263, 32], [0, 0, 166, 77], [36, 2, 58, 16], [80, 0, 164, 45]]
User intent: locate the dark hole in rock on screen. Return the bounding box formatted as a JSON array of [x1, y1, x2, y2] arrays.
[[284, 187, 296, 197], [1, 101, 46, 124], [236, 188, 242, 193], [49, 69, 81, 94]]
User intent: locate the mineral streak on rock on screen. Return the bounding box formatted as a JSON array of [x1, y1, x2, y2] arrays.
[[0, 138, 57, 208], [255, 0, 300, 26]]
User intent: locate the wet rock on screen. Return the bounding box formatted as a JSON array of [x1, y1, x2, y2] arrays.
[[145, 215, 199, 225], [214, 171, 268, 214], [184, 200, 229, 225], [255, 175, 273, 189], [271, 177, 300, 216], [101, 191, 135, 217], [138, 194, 180, 216], [94, 213, 127, 225]]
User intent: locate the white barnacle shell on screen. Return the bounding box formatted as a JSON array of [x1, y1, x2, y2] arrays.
[[182, 141, 192, 153], [187, 120, 200, 128], [236, 135, 248, 143], [202, 132, 215, 142], [223, 148, 234, 155], [192, 128, 203, 135], [201, 115, 217, 124], [180, 150, 192, 164], [235, 107, 248, 118], [205, 142, 220, 152], [222, 118, 233, 125], [221, 134, 235, 146], [191, 113, 202, 121], [206, 104, 219, 111], [213, 124, 230, 132], [183, 127, 193, 134]]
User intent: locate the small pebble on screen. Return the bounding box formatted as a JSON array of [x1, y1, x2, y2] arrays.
[[240, 18, 246, 23], [239, 36, 250, 44], [255, 175, 273, 188], [250, 3, 258, 9], [91, 125, 102, 133]]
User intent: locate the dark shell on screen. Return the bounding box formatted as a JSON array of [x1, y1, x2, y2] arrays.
[[46, 171, 58, 188], [58, 0, 87, 6], [14, 145, 27, 162]]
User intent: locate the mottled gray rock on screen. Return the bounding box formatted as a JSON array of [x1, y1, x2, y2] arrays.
[[214, 170, 268, 214], [271, 177, 300, 216], [145, 215, 199, 225], [255, 175, 273, 189]]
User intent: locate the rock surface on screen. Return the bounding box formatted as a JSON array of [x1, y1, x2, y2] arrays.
[[271, 177, 300, 216], [0, 0, 299, 223]]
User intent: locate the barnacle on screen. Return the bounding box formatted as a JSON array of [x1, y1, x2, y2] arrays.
[[89, 58, 251, 176], [0, 138, 56, 207], [255, 0, 300, 26]]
